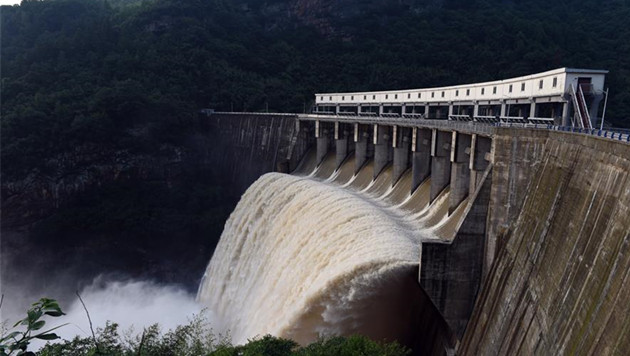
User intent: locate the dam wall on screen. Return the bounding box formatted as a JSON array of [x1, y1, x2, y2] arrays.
[[461, 129, 630, 355], [205, 113, 313, 194], [204, 113, 630, 354]]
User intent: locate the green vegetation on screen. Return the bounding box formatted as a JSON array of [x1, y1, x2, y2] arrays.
[[2, 299, 409, 356], [40, 330, 410, 356], [1, 299, 66, 356]]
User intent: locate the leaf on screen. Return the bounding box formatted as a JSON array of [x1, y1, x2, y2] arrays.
[[44, 311, 65, 317], [32, 323, 69, 339], [42, 301, 61, 311], [13, 316, 29, 328], [31, 320, 46, 331], [34, 333, 59, 341], [26, 310, 42, 323], [0, 331, 21, 341]]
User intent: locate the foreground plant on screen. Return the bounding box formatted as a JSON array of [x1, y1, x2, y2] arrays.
[[0, 298, 66, 356], [3, 298, 409, 355]]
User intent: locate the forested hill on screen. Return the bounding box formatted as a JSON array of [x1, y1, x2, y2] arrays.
[[3, 0, 630, 119], [3, 0, 630, 169]]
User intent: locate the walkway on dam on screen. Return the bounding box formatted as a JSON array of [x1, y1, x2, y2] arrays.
[[299, 112, 630, 141], [208, 111, 630, 142]]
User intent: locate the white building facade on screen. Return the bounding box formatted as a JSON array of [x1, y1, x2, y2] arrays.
[[314, 68, 607, 127]]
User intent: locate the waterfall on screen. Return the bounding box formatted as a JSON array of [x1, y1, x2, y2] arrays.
[[197, 172, 431, 346]]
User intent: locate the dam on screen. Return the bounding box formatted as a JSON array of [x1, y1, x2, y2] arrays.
[[198, 68, 630, 355]]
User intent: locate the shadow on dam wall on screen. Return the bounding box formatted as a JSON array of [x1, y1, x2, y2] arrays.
[[205, 113, 313, 195], [462, 128, 630, 355]]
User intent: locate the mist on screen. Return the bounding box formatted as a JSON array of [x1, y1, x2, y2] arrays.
[[1, 277, 223, 351]]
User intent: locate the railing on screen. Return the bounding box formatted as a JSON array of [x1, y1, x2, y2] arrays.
[[358, 111, 378, 117], [578, 84, 592, 129], [206, 111, 629, 145], [570, 84, 592, 129], [310, 111, 559, 126], [569, 84, 583, 128], [402, 113, 426, 119], [550, 126, 630, 142], [499, 116, 527, 124], [472, 115, 501, 123], [299, 113, 495, 135], [528, 117, 556, 125], [449, 114, 473, 122]]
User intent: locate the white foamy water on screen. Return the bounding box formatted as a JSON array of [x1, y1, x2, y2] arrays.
[[57, 280, 207, 338], [197, 172, 427, 345]]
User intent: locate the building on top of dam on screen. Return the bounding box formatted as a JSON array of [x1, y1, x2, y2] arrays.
[[313, 67, 608, 129]]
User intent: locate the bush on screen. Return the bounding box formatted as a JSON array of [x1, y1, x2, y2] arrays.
[[3, 299, 410, 356]]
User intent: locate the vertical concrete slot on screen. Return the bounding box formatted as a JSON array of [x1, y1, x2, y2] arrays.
[[412, 128, 432, 192], [430, 130, 452, 202]]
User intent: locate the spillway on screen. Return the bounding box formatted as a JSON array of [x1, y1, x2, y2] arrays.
[[197, 154, 465, 352], [197, 172, 422, 343]]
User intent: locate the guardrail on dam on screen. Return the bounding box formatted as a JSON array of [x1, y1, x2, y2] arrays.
[[204, 111, 630, 355]]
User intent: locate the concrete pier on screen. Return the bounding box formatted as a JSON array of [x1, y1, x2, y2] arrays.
[[316, 120, 332, 165], [354, 123, 369, 173], [412, 128, 432, 192], [393, 126, 411, 184], [469, 135, 492, 193], [430, 130, 452, 202], [449, 132, 472, 213], [373, 124, 392, 178], [335, 122, 350, 168]]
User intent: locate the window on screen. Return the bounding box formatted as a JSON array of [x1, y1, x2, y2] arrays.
[[431, 92, 435, 98], [493, 86, 497, 94], [481, 88, 485, 95], [521, 83, 525, 91], [552, 77, 558, 87], [408, 93, 411, 99], [351, 96, 354, 100], [509, 84, 513, 93], [329, 96, 332, 100], [466, 89, 470, 96], [394, 94, 398, 99], [385, 94, 388, 99], [539, 80, 543, 89], [418, 93, 421, 98], [455, 90, 459, 96], [373, 95, 376, 100], [364, 95, 367, 100], [442, 91, 445, 97], [342, 96, 345, 101]]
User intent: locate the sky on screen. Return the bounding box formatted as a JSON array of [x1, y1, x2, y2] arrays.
[[1, 0, 21, 5]]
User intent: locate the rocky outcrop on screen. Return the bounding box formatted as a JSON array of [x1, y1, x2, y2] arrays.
[[1, 144, 185, 230]]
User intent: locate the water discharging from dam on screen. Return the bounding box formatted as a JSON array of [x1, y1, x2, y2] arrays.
[[197, 153, 462, 351]]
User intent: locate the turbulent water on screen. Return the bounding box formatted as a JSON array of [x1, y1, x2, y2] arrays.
[[197, 170, 434, 345]]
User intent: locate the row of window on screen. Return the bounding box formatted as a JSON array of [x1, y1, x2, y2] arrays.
[[325, 77, 559, 102]]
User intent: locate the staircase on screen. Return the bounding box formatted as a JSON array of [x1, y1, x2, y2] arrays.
[[570, 84, 592, 129]]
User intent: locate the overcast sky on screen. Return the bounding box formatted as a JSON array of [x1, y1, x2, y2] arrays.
[[1, 0, 21, 5]]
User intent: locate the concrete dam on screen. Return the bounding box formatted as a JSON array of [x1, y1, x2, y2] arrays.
[[198, 69, 630, 355]]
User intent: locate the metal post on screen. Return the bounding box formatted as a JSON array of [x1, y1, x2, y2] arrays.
[[600, 88, 609, 130]]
